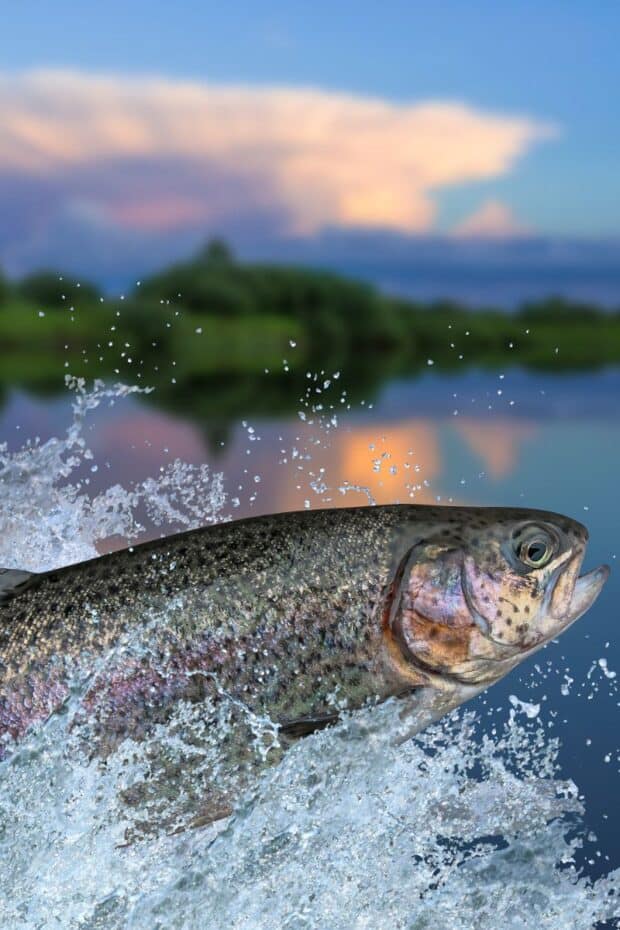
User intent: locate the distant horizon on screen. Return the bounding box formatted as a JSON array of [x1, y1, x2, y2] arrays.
[[4, 229, 620, 310]]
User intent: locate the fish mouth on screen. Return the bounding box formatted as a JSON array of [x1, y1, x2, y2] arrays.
[[564, 564, 609, 625], [527, 562, 610, 656]]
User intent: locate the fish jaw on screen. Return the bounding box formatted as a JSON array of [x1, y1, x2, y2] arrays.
[[504, 562, 611, 673], [518, 556, 609, 646], [561, 563, 609, 626]]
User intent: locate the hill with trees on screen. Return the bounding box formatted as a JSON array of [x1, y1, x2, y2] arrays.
[[0, 238, 618, 419]]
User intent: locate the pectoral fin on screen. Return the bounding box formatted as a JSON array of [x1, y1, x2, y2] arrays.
[[184, 801, 234, 832], [279, 712, 340, 740], [0, 568, 35, 603]]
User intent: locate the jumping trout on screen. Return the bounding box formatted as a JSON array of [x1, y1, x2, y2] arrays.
[[0, 505, 609, 825]]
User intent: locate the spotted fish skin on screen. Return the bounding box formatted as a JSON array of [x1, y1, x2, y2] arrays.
[[0, 504, 608, 760], [0, 507, 406, 752]]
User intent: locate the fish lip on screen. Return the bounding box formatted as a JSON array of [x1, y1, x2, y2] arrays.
[[565, 564, 609, 624]]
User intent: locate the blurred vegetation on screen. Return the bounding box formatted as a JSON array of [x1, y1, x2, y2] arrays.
[[0, 269, 8, 307], [18, 270, 102, 309], [1, 239, 619, 425]]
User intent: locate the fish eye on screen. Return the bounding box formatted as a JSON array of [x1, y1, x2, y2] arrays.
[[515, 526, 557, 569]]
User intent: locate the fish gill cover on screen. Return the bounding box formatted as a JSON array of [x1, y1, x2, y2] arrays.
[[0, 380, 618, 930]]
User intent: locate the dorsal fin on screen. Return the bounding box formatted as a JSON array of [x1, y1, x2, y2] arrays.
[[0, 568, 36, 603]]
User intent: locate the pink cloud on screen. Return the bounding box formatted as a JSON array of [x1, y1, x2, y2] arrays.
[[0, 70, 556, 239], [452, 199, 531, 238], [104, 196, 212, 232]]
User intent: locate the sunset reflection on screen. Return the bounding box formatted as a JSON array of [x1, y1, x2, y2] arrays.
[[454, 420, 538, 479], [258, 416, 538, 514], [0, 383, 610, 534], [73, 405, 544, 517], [325, 420, 441, 506]]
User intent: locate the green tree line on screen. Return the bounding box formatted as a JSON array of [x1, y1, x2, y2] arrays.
[[1, 238, 619, 404]]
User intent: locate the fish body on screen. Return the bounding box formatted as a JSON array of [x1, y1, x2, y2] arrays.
[[0, 505, 608, 812], [3, 506, 405, 754]]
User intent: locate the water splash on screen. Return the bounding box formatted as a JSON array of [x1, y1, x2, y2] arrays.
[[0, 377, 226, 571], [1, 694, 618, 929], [0, 380, 618, 929]]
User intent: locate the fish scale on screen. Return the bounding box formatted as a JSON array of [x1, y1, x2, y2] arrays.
[[0, 507, 413, 753], [0, 503, 608, 832]]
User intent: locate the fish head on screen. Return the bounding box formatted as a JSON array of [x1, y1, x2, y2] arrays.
[[385, 507, 609, 688]]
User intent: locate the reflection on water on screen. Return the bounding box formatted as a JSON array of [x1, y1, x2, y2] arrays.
[[0, 365, 619, 891], [3, 367, 618, 522]]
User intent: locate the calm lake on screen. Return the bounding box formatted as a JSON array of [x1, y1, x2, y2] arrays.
[[1, 362, 618, 926]]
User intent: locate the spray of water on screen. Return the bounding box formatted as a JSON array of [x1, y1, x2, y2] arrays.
[[0, 377, 225, 571]]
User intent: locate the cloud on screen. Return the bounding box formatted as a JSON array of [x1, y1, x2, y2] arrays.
[[0, 69, 555, 256], [452, 199, 531, 238]]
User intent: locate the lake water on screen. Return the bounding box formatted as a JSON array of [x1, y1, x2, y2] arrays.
[[0, 364, 618, 928]]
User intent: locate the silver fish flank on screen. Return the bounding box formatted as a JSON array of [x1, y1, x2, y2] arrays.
[[0, 504, 608, 827]]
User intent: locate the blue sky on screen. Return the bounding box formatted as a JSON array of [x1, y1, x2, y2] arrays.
[[1, 2, 619, 284]]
